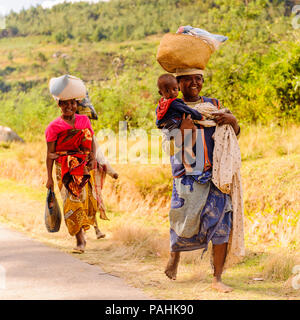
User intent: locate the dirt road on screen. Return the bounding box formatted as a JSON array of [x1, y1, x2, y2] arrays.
[[0, 224, 150, 300]]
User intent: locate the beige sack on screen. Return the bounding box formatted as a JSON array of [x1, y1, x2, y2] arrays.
[[156, 33, 213, 73]]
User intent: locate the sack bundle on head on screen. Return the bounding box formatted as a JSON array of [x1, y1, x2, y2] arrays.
[[49, 74, 86, 101], [156, 26, 228, 73]]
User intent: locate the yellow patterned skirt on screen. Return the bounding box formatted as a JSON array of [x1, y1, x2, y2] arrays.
[[55, 162, 108, 236]]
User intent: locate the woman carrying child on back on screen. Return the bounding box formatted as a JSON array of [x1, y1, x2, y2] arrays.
[[155, 69, 244, 293]]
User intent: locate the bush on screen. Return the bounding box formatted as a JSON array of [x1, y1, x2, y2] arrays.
[[0, 85, 59, 141]]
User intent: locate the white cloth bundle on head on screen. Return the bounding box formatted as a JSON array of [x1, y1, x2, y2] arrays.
[[49, 74, 86, 101]]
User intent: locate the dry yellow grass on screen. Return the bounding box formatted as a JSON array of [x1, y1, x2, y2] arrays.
[[261, 252, 300, 281], [238, 124, 300, 160], [1, 189, 298, 300]]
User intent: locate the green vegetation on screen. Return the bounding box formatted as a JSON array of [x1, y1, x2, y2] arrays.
[[0, 0, 299, 138], [3, 0, 298, 42]]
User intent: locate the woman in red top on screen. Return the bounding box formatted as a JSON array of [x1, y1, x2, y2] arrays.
[[46, 98, 108, 253]]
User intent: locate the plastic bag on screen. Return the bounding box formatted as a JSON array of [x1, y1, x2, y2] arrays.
[[44, 189, 62, 233], [176, 26, 228, 51]]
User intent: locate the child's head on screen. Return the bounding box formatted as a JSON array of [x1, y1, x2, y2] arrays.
[[157, 74, 179, 99]]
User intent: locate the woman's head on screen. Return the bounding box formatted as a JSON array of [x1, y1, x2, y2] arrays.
[[176, 73, 204, 102], [174, 68, 204, 102], [58, 99, 78, 117]]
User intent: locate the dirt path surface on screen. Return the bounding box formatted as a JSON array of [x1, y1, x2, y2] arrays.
[[0, 224, 150, 300]]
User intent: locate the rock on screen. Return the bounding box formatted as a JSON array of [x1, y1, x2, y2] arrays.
[[0, 126, 24, 143]]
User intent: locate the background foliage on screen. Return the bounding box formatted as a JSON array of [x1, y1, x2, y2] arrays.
[[0, 0, 299, 139]]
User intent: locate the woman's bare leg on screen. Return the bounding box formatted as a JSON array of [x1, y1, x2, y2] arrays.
[[211, 243, 233, 292], [73, 228, 86, 253], [165, 252, 180, 280], [94, 218, 105, 239]]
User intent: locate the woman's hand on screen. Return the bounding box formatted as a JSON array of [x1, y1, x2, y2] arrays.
[[88, 151, 96, 164], [48, 152, 59, 160], [86, 151, 97, 170], [46, 177, 54, 191], [178, 113, 197, 148], [212, 112, 240, 135], [113, 173, 119, 179], [46, 141, 56, 191], [180, 113, 196, 133]]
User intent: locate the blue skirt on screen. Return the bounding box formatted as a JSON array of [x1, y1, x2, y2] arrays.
[[169, 175, 232, 253]]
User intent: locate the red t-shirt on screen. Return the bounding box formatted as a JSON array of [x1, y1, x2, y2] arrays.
[[45, 114, 94, 142]]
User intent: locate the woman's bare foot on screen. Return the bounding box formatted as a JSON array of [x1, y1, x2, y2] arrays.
[[72, 245, 85, 254], [211, 278, 233, 293], [165, 252, 180, 280], [95, 229, 106, 239]]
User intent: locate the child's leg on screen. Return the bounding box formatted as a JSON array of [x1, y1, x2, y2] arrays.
[[95, 140, 118, 178]]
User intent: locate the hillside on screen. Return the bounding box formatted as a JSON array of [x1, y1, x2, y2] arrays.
[[0, 0, 299, 140], [3, 0, 299, 42]]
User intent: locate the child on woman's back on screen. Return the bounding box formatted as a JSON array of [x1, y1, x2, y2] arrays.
[[156, 73, 206, 174]]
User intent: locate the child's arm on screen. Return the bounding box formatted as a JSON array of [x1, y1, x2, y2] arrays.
[[174, 99, 203, 120], [157, 100, 200, 156], [157, 99, 202, 130], [160, 113, 196, 156]]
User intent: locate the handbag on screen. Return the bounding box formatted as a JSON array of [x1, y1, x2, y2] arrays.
[[44, 189, 62, 233]]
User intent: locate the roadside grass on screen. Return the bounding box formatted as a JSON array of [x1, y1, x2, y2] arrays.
[[0, 180, 298, 300]]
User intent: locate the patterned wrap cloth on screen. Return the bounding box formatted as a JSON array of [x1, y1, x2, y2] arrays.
[[77, 92, 118, 178], [55, 128, 108, 236], [170, 176, 232, 257]]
